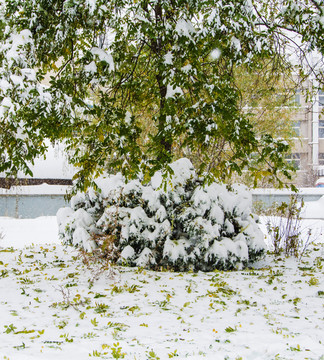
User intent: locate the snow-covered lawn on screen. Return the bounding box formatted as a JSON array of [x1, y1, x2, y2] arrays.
[[0, 217, 323, 360]]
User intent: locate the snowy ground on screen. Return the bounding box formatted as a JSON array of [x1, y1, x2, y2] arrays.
[[0, 217, 324, 360]]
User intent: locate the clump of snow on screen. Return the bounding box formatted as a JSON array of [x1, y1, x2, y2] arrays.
[[231, 36, 241, 52], [181, 64, 192, 73], [166, 84, 183, 99], [85, 0, 96, 13], [151, 158, 196, 191], [210, 48, 221, 60], [3, 29, 33, 67], [57, 205, 97, 251], [120, 244, 135, 260], [125, 111, 132, 125], [91, 47, 114, 71], [164, 51, 173, 65], [175, 19, 195, 38], [84, 61, 97, 74], [95, 173, 124, 198], [57, 158, 266, 271], [57, 207, 74, 234]]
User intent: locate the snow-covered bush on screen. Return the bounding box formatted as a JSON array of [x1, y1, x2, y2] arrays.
[[57, 159, 265, 271]]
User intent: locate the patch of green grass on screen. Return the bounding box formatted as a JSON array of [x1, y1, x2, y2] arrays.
[[106, 322, 129, 331], [94, 302, 109, 314], [146, 349, 160, 359], [308, 277, 319, 286], [225, 326, 237, 333], [3, 324, 17, 334]]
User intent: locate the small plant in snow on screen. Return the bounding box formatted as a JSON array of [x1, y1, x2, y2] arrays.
[[57, 320, 68, 329], [53, 286, 90, 311], [110, 342, 126, 359], [146, 350, 160, 359], [82, 332, 98, 339], [58, 158, 266, 271], [225, 326, 237, 333], [3, 324, 17, 334], [60, 333, 73, 342], [94, 302, 109, 314], [168, 349, 179, 358], [91, 318, 98, 327], [266, 195, 312, 258], [308, 277, 319, 286]]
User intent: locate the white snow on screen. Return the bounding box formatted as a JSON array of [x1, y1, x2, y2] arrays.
[[302, 195, 324, 219], [10, 74, 23, 86], [0, 216, 60, 248], [1, 167, 324, 359], [94, 173, 124, 198], [56, 207, 74, 234], [151, 158, 195, 190], [181, 63, 192, 73], [166, 84, 183, 99], [125, 111, 132, 125], [135, 247, 155, 267], [0, 215, 323, 359], [85, 0, 96, 13], [4, 30, 33, 67], [175, 18, 195, 38], [1, 97, 12, 109], [210, 48, 221, 60], [91, 47, 114, 71], [0, 79, 10, 92], [84, 61, 97, 74], [21, 68, 37, 82], [164, 51, 173, 65], [120, 245, 135, 260], [163, 238, 189, 262], [231, 36, 241, 52], [60, 158, 265, 269], [73, 208, 94, 229]]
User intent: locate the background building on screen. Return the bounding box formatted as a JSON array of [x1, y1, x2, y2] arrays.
[[291, 83, 324, 187]]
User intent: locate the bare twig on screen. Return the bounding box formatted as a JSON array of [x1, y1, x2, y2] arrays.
[[266, 195, 316, 259]]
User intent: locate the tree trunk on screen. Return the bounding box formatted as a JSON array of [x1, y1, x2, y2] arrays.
[[154, 2, 172, 154]]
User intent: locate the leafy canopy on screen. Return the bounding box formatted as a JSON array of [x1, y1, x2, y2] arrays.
[[0, 0, 323, 189]]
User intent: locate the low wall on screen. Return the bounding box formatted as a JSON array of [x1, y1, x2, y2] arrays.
[[0, 185, 70, 218], [0, 195, 69, 218], [1, 186, 324, 219], [252, 188, 324, 206]]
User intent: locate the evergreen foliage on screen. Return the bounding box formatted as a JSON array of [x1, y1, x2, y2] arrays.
[[58, 159, 266, 271]]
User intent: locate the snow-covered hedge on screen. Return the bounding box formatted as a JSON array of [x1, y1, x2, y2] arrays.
[[57, 159, 265, 271]]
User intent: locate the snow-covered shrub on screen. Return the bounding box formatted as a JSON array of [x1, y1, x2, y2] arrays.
[[57, 159, 265, 271]]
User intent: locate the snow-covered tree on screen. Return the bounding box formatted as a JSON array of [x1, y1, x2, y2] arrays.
[[57, 158, 266, 271], [0, 0, 324, 188]]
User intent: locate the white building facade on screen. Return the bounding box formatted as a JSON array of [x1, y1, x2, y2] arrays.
[[291, 85, 324, 186]]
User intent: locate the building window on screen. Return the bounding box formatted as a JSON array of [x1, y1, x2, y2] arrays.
[[292, 121, 300, 137], [319, 90, 324, 107], [294, 90, 301, 106], [319, 153, 324, 166], [286, 153, 300, 170], [319, 120, 324, 138]]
